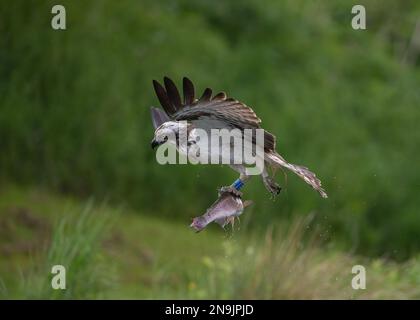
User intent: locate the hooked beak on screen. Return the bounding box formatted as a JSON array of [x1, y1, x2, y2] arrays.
[[151, 136, 169, 150], [151, 138, 160, 150]]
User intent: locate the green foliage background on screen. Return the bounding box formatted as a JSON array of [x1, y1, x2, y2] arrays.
[[1, 0, 420, 259]]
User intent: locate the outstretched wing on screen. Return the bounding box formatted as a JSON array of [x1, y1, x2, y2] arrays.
[[150, 107, 170, 129], [152, 76, 276, 151]]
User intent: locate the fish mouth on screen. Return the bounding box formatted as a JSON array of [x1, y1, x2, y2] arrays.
[[190, 217, 206, 232]]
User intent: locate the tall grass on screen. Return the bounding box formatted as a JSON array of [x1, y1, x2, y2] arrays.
[[182, 216, 420, 299], [20, 201, 116, 299], [1, 187, 420, 299]]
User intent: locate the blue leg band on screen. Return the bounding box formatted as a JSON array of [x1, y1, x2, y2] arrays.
[[232, 179, 244, 190]]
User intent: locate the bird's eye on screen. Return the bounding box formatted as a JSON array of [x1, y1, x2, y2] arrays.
[[164, 136, 168, 142]]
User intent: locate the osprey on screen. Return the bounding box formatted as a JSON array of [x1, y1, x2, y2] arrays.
[[150, 76, 327, 198]]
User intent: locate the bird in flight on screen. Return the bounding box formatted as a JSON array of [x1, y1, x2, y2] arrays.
[[150, 76, 327, 198]]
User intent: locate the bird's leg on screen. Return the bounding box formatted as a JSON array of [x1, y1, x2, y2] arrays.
[[221, 165, 251, 195], [262, 165, 281, 196], [219, 177, 246, 196]]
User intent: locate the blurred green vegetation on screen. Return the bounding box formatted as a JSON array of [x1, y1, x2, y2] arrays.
[[1, 187, 420, 299], [1, 0, 420, 261]]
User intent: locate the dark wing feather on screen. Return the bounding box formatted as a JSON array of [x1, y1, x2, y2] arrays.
[[183, 77, 195, 105], [152, 80, 177, 115], [164, 76, 182, 110], [212, 92, 227, 101], [199, 88, 213, 102], [263, 130, 276, 151], [174, 99, 262, 129]]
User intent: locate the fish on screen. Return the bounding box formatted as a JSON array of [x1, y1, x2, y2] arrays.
[[190, 186, 252, 232]]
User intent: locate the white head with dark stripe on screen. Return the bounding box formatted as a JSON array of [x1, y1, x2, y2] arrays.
[[151, 121, 188, 150]]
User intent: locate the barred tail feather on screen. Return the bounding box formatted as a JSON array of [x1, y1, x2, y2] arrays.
[[267, 152, 328, 198]]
